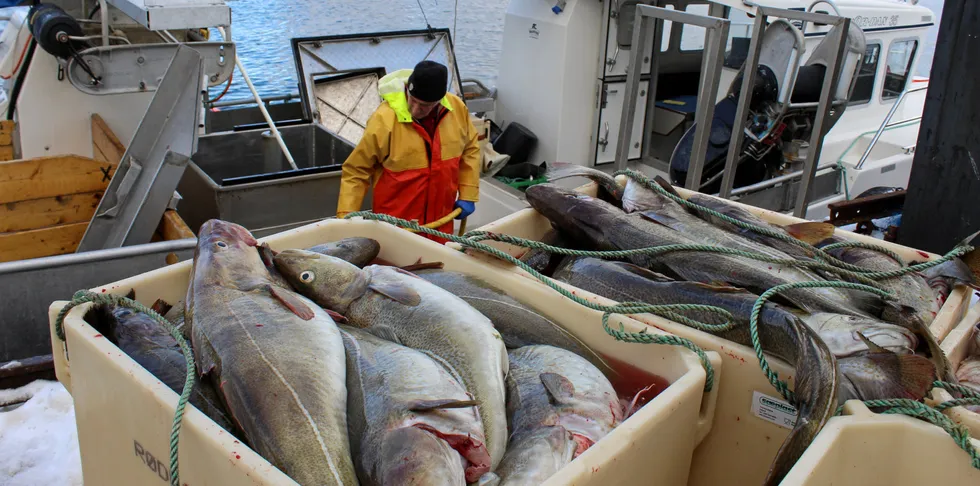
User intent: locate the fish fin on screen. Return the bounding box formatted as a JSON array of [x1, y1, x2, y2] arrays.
[[368, 281, 422, 306], [690, 282, 750, 293], [324, 309, 348, 324], [652, 175, 683, 199], [476, 472, 501, 486], [408, 398, 480, 411], [875, 352, 938, 400], [856, 331, 888, 354], [150, 299, 173, 316], [124, 288, 136, 300], [784, 222, 836, 245], [266, 285, 315, 321], [638, 210, 682, 230], [368, 326, 403, 346], [400, 262, 445, 272], [540, 372, 576, 403], [613, 261, 675, 282]]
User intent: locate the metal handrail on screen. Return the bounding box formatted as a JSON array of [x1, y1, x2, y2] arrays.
[[208, 93, 300, 108], [855, 84, 928, 169]]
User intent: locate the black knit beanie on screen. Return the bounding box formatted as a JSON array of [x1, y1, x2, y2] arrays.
[[407, 61, 449, 102]]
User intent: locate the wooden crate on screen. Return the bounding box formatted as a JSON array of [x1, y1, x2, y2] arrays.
[[0, 115, 195, 263]]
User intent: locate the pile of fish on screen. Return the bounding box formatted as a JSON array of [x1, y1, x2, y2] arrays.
[[520, 165, 977, 482], [85, 220, 648, 486], [956, 322, 980, 413]]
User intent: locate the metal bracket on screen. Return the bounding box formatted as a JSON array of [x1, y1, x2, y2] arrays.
[[77, 44, 204, 251], [67, 42, 234, 95]]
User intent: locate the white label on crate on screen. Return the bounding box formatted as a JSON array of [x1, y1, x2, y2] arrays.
[[751, 391, 798, 430]]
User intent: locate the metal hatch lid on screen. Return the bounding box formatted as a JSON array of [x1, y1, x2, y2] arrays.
[[290, 28, 465, 129]]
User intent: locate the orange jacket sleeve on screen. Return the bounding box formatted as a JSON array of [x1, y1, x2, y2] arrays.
[[337, 111, 390, 217], [457, 113, 481, 202]]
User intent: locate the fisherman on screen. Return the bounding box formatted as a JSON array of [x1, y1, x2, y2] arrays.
[[336, 60, 481, 243]]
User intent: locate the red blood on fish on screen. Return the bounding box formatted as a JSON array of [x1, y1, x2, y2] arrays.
[[571, 433, 595, 457], [413, 423, 491, 482]]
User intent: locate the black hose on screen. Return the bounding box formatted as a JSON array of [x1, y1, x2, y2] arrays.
[[7, 39, 37, 120]]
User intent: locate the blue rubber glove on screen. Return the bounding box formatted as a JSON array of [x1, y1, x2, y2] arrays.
[[454, 200, 475, 220]]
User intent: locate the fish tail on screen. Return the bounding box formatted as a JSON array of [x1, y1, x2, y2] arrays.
[[545, 163, 624, 200]]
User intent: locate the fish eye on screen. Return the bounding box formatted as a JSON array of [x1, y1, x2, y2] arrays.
[[215, 241, 228, 248], [300, 271, 315, 283]]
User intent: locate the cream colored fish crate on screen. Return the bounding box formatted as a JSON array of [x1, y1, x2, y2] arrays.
[[49, 219, 721, 486], [928, 295, 980, 438], [463, 182, 975, 486], [780, 400, 980, 484]]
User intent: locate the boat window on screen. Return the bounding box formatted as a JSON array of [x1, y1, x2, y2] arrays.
[[849, 43, 881, 105], [882, 39, 918, 100], [660, 4, 675, 52], [680, 3, 710, 51], [724, 8, 755, 68]]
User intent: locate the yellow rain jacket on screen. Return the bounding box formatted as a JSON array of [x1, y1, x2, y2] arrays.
[[336, 69, 480, 240]]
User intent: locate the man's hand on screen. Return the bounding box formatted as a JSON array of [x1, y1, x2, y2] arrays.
[[454, 200, 475, 219]]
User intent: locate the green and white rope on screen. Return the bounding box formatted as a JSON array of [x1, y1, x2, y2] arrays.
[[55, 290, 194, 486]]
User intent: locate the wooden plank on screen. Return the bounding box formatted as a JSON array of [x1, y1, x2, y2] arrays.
[[0, 222, 88, 263], [0, 192, 103, 232], [91, 114, 126, 165], [0, 155, 116, 204], [828, 190, 906, 227], [0, 355, 55, 391], [0, 132, 11, 146], [158, 209, 196, 240], [0, 145, 14, 161], [899, 0, 980, 253]]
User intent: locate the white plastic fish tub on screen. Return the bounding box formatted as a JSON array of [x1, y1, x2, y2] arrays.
[[48, 219, 721, 486], [780, 400, 980, 484], [463, 182, 974, 486], [928, 294, 980, 438]]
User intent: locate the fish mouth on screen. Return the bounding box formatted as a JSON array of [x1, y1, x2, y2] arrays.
[[199, 219, 258, 247], [412, 423, 491, 482]]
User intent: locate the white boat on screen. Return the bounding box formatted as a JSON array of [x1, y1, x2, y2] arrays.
[[472, 0, 937, 226]]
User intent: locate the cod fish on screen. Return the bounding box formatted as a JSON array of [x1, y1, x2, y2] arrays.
[[793, 231, 957, 382], [84, 293, 239, 437], [798, 313, 917, 358], [518, 229, 570, 277], [837, 335, 937, 403], [525, 183, 867, 317], [411, 268, 613, 375], [340, 325, 490, 485], [492, 345, 622, 485], [274, 250, 510, 469], [308, 237, 382, 268], [546, 164, 827, 260], [551, 256, 837, 485], [187, 220, 355, 485]]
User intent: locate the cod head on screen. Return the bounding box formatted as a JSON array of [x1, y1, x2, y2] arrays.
[[273, 249, 370, 314]]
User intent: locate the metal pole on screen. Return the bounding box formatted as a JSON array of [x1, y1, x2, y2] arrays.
[[99, 0, 109, 47], [793, 18, 849, 218], [855, 85, 927, 169], [614, 13, 651, 170], [719, 12, 767, 198], [641, 17, 664, 161], [218, 27, 297, 171], [685, 16, 730, 189]]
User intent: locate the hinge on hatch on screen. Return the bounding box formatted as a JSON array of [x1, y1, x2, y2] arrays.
[[600, 84, 609, 109]]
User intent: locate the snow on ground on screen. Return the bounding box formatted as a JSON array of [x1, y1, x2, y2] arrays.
[[0, 380, 82, 486]]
